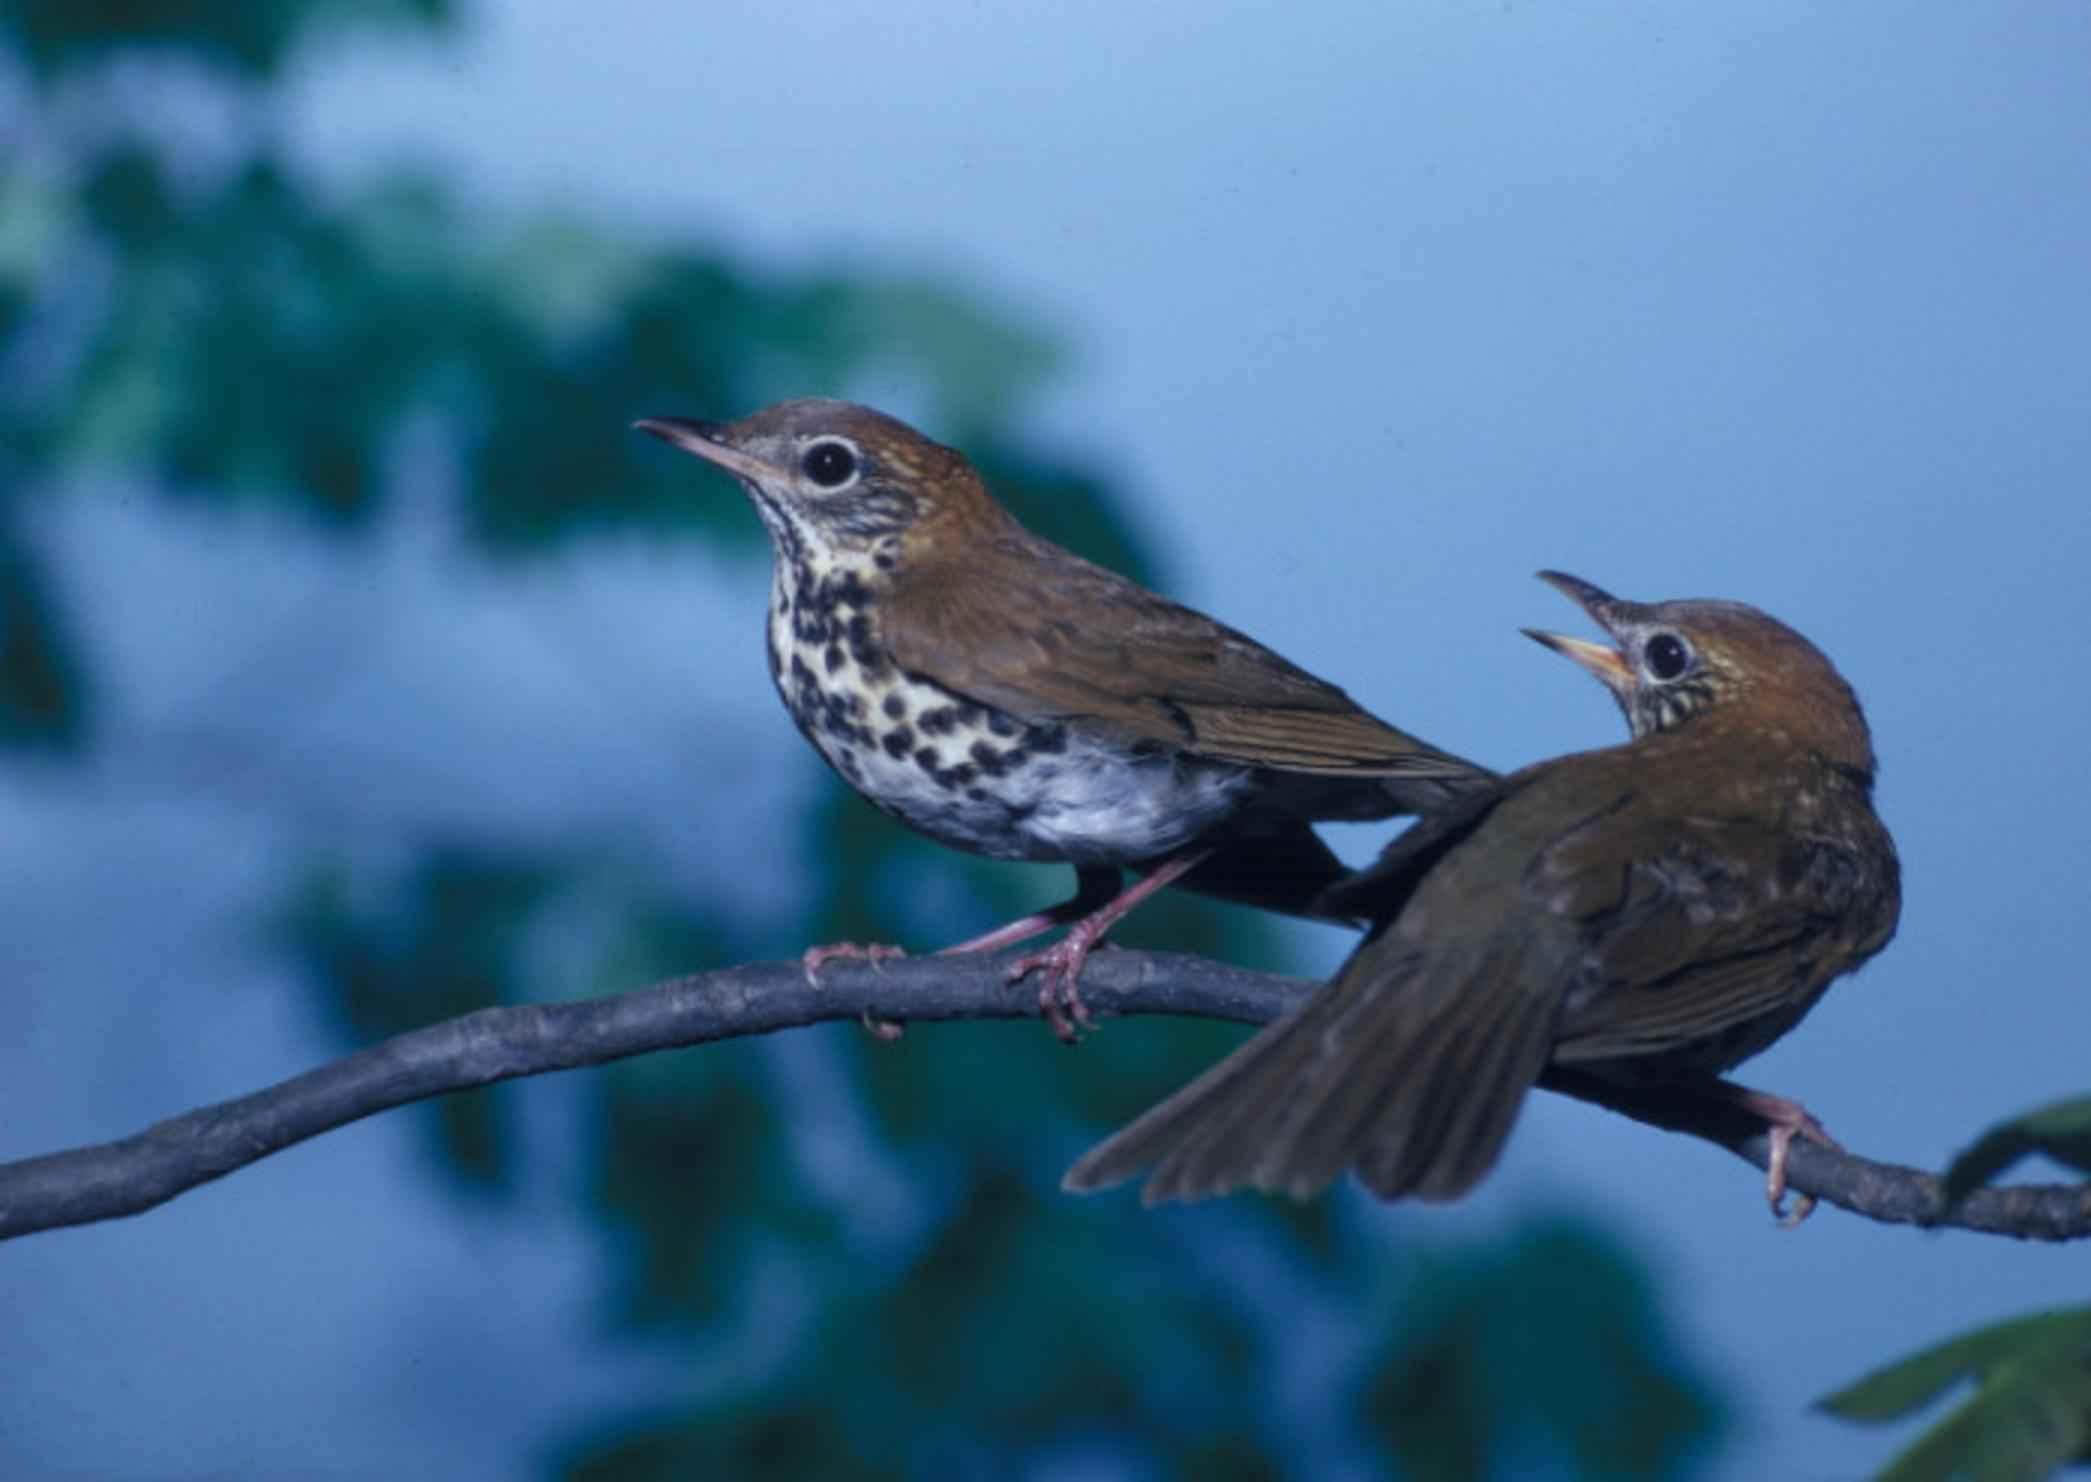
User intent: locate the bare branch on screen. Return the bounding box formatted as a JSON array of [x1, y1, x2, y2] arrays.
[[1, 951, 2083, 1242]]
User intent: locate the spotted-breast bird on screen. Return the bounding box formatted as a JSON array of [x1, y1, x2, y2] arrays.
[[1064, 571, 1900, 1216], [635, 400, 1493, 1038]]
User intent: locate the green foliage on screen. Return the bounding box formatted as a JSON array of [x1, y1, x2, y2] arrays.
[[1, 0, 453, 80], [275, 847, 569, 1189], [596, 1050, 832, 1328], [1819, 1307, 2091, 1481], [5, 9, 1737, 1481], [1361, 1221, 1724, 1480], [0, 530, 86, 746], [1945, 1097, 2091, 1205]]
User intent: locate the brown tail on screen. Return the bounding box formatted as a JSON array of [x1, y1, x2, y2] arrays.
[[1062, 930, 1559, 1204]]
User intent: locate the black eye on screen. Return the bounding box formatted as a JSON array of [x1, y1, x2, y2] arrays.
[[800, 440, 858, 488], [1643, 633, 1691, 681]]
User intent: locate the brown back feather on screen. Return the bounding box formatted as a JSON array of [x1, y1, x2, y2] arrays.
[[883, 530, 1486, 781]]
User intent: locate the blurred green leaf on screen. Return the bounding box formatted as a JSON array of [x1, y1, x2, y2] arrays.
[[1362, 1220, 1724, 1480], [594, 1053, 826, 1327], [0, 0, 453, 81], [1819, 1306, 2091, 1482], [869, 1165, 1252, 1431], [1945, 1097, 2091, 1205], [571, 1161, 1277, 1481], [0, 537, 88, 749], [78, 145, 179, 249], [274, 846, 568, 1189], [6, 11, 1740, 1479], [561, 1405, 903, 1482]]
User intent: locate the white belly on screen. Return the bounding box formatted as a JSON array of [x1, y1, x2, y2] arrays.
[[766, 558, 1257, 864]]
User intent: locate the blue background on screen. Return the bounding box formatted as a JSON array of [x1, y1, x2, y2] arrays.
[[3, 3, 2087, 1477]]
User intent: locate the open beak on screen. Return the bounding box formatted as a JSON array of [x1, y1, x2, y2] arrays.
[[1523, 570, 1633, 691], [633, 417, 776, 484]]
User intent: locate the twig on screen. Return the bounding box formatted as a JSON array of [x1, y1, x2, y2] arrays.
[[1, 951, 2083, 1242]]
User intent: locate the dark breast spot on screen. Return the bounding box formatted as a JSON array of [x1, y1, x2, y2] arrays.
[[882, 693, 908, 720], [846, 616, 886, 677], [969, 740, 1006, 776], [882, 727, 914, 760], [918, 705, 958, 737]]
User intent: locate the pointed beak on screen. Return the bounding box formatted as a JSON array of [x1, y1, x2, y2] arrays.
[[1523, 628, 1633, 689], [1524, 570, 1633, 691], [633, 417, 776, 484]]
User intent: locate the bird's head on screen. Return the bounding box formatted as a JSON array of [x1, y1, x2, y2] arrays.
[[635, 399, 997, 562], [1524, 570, 1877, 776]]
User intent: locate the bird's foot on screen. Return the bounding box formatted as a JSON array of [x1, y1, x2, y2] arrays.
[[1722, 1085, 1840, 1225], [800, 941, 907, 987], [1004, 923, 1113, 1044], [799, 942, 908, 1037], [859, 1008, 906, 1043], [1000, 850, 1213, 1043]]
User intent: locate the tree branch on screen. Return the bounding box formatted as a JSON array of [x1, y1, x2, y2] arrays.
[[2, 951, 2083, 1242]]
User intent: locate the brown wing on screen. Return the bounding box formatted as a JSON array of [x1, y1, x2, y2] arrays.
[[884, 532, 1485, 781], [1531, 809, 1899, 1068]]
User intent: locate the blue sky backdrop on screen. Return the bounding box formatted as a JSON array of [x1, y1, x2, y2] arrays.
[[4, 3, 2088, 1477]]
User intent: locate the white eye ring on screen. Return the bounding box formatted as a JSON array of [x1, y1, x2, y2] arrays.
[[799, 439, 860, 489], [1643, 631, 1691, 681]]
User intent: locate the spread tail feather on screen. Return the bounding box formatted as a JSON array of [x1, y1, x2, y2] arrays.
[[1062, 935, 1559, 1204]]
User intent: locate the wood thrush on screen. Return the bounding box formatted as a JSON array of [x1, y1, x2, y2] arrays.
[[635, 399, 1493, 1038], [1064, 571, 1901, 1216]]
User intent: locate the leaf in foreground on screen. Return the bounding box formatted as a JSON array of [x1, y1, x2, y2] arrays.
[[1944, 1096, 2091, 1205], [1818, 1306, 2091, 1482]]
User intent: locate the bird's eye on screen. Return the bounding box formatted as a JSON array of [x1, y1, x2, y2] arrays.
[[800, 440, 858, 488], [1643, 632, 1691, 681]]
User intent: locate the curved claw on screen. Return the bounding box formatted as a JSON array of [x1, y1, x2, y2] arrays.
[[800, 940, 907, 988], [1006, 933, 1104, 1043], [859, 1008, 906, 1042], [1764, 1106, 1840, 1227]]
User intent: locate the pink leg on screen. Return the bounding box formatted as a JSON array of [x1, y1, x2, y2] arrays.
[[1005, 850, 1213, 1043], [1708, 1081, 1842, 1226], [801, 869, 1120, 1032], [937, 866, 1123, 957]]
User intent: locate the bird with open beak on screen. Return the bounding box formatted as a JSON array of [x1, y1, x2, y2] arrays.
[[1066, 571, 1901, 1220]]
